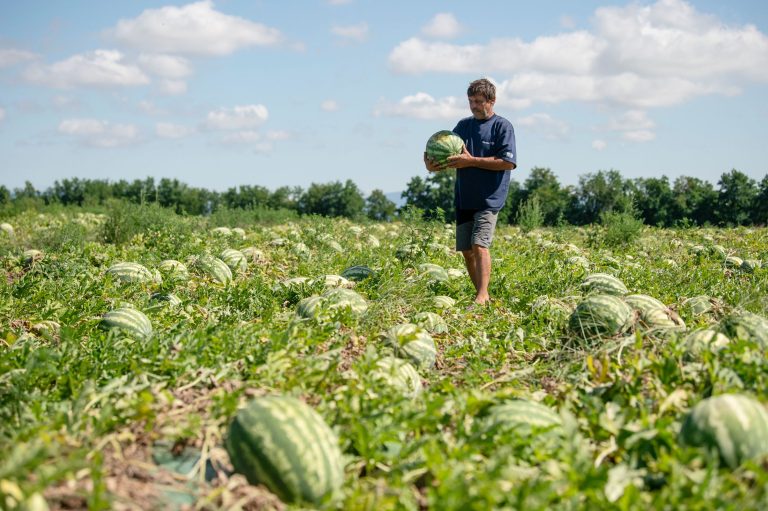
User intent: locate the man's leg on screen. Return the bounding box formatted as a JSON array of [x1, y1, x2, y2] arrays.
[[461, 249, 480, 291], [471, 244, 491, 304]]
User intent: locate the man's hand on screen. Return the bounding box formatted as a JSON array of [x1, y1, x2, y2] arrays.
[[423, 152, 445, 173], [445, 146, 474, 169]]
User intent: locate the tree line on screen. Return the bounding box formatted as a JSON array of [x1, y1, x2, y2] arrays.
[[2, 167, 767, 226]]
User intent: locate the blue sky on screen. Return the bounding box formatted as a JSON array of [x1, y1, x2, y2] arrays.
[[1, 0, 767, 196]]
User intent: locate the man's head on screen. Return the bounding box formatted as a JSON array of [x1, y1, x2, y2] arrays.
[[467, 78, 496, 120]]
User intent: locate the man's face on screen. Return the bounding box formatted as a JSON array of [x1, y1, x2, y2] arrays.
[[468, 94, 494, 120]]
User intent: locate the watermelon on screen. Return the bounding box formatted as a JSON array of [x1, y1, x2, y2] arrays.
[[412, 311, 449, 334], [418, 263, 449, 283], [241, 246, 267, 263], [382, 323, 437, 369], [679, 393, 768, 468], [220, 248, 248, 273], [225, 395, 344, 504], [569, 294, 633, 341], [371, 356, 423, 397], [425, 130, 464, 168], [340, 265, 375, 282], [322, 288, 368, 316], [580, 273, 628, 296], [432, 295, 456, 310], [740, 259, 762, 273], [158, 259, 189, 281], [22, 249, 44, 267], [719, 311, 768, 347], [479, 399, 563, 437], [101, 307, 152, 340], [684, 329, 730, 356], [0, 222, 14, 236], [106, 262, 160, 284], [194, 255, 233, 285]]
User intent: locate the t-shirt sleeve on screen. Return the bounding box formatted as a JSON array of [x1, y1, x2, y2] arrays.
[[495, 121, 516, 165]]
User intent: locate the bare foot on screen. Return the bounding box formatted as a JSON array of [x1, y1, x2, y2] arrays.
[[474, 294, 491, 305]]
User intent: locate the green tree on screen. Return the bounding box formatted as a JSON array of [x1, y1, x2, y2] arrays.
[[401, 170, 455, 221], [716, 169, 757, 226], [269, 186, 303, 211], [298, 180, 365, 218], [633, 176, 674, 227], [753, 174, 768, 225], [365, 189, 396, 221], [521, 167, 570, 226], [670, 176, 717, 226], [568, 170, 632, 224]]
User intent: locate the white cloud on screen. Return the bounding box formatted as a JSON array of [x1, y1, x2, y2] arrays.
[[156, 122, 193, 139], [111, 0, 283, 55], [606, 110, 657, 143], [388, 0, 768, 109], [0, 48, 38, 68], [220, 129, 290, 153], [321, 99, 340, 112], [58, 118, 139, 147], [592, 139, 607, 151], [373, 92, 465, 120], [516, 113, 570, 141], [205, 104, 269, 130], [137, 54, 192, 79], [331, 22, 369, 43], [622, 130, 656, 142], [422, 13, 463, 39], [157, 79, 188, 95], [23, 50, 149, 89]]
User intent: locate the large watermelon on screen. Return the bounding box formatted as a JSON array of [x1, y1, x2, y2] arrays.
[[425, 130, 464, 168], [371, 356, 423, 397], [719, 311, 768, 348], [479, 399, 563, 437], [225, 395, 344, 504], [107, 262, 159, 284], [340, 265, 375, 282], [679, 393, 768, 468], [569, 294, 633, 341], [382, 323, 437, 369], [101, 307, 152, 340], [580, 273, 628, 296], [193, 255, 233, 285]]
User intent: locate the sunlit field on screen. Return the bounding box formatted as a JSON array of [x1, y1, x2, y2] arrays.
[[2, 204, 767, 510]]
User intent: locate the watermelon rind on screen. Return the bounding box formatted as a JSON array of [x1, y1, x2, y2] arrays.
[[679, 393, 768, 468], [225, 395, 344, 504]]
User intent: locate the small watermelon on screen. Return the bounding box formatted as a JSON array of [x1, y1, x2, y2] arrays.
[[425, 130, 464, 169]]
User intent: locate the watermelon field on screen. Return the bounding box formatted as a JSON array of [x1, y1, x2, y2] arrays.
[[2, 203, 768, 510]]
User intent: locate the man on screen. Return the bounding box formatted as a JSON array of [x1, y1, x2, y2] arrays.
[[424, 78, 517, 305]]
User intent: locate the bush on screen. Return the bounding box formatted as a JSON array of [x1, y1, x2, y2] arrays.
[[599, 206, 644, 247], [101, 200, 192, 246], [516, 196, 544, 233]]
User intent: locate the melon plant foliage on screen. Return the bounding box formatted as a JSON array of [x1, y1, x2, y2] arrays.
[[2, 205, 768, 509]]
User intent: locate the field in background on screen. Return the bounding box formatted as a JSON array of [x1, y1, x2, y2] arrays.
[[1, 203, 767, 510]]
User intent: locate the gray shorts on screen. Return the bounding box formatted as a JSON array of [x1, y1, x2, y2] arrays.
[[456, 209, 498, 251]]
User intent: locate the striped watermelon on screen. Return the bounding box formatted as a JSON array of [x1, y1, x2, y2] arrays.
[[679, 393, 768, 468], [740, 259, 762, 273], [322, 288, 368, 316], [425, 130, 464, 168], [315, 274, 354, 289], [684, 329, 730, 356], [225, 395, 344, 504], [22, 249, 44, 267], [580, 273, 628, 296], [101, 307, 152, 340], [220, 248, 248, 273], [382, 323, 437, 369], [412, 311, 449, 334], [149, 292, 182, 308], [569, 294, 634, 341], [418, 263, 449, 283], [340, 265, 375, 282], [681, 295, 718, 316], [479, 399, 563, 436], [0, 222, 14, 236], [371, 356, 423, 397], [624, 294, 666, 314], [719, 311, 768, 347], [158, 259, 189, 281], [432, 295, 456, 310], [194, 255, 233, 285], [241, 246, 267, 263], [106, 262, 160, 284], [231, 227, 246, 239], [296, 295, 325, 320], [211, 226, 232, 236]]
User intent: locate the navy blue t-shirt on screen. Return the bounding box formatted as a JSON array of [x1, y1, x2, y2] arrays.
[[452, 114, 516, 211]]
